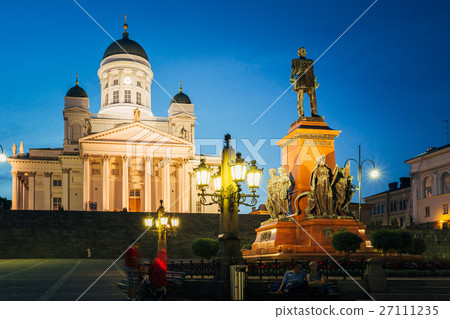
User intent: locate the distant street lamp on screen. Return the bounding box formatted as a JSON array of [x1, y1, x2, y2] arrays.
[[344, 145, 379, 222], [0, 145, 6, 162], [144, 200, 180, 251], [194, 134, 262, 293]]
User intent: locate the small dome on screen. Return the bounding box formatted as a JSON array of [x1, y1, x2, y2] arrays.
[[66, 74, 88, 97], [171, 91, 191, 104]]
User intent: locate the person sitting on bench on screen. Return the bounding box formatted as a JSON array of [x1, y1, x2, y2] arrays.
[[306, 261, 331, 299], [275, 261, 308, 299]]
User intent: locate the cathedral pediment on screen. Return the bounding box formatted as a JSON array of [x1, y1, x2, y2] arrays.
[[79, 121, 192, 147]]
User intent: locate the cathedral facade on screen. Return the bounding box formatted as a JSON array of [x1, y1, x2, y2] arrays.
[[7, 21, 220, 213]]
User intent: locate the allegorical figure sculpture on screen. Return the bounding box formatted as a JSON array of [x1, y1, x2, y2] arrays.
[[12, 143, 17, 157], [266, 167, 292, 219], [85, 120, 92, 136], [19, 141, 25, 156], [133, 107, 141, 122], [290, 47, 319, 118], [295, 155, 358, 219]]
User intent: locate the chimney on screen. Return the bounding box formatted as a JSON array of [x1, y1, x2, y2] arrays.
[[399, 177, 411, 188], [389, 182, 398, 191]]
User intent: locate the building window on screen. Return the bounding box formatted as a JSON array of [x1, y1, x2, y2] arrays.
[[442, 172, 450, 195], [400, 200, 403, 210], [113, 90, 119, 104], [91, 169, 101, 175], [111, 169, 119, 176], [113, 79, 119, 85], [444, 204, 449, 215], [105, 93, 108, 105], [425, 206, 430, 217], [394, 201, 397, 211], [137, 80, 141, 87], [424, 176, 432, 198], [124, 90, 131, 103], [400, 217, 404, 226], [104, 82, 108, 89], [129, 189, 140, 197], [53, 179, 62, 187], [382, 204, 385, 213], [136, 92, 142, 105], [53, 197, 62, 210]]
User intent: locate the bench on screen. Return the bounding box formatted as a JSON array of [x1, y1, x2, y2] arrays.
[[166, 271, 186, 299]]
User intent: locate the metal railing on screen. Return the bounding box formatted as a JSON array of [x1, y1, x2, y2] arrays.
[[168, 260, 217, 278]]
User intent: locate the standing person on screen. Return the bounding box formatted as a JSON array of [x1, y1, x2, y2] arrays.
[[306, 261, 330, 300], [124, 240, 139, 301], [275, 261, 308, 300], [148, 249, 168, 300]]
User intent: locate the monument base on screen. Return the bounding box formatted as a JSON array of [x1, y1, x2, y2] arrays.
[[242, 216, 378, 261]]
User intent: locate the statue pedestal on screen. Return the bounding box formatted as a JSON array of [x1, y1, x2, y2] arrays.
[[242, 216, 376, 261], [277, 117, 340, 218]]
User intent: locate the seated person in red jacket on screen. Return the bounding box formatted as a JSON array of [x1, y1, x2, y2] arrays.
[[148, 249, 168, 300]]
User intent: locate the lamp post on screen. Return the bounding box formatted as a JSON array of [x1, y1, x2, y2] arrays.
[[194, 134, 262, 298], [344, 145, 379, 222], [0, 145, 6, 162], [144, 200, 180, 251]]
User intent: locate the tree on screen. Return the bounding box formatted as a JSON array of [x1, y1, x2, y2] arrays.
[[395, 230, 413, 257], [0, 197, 12, 211], [191, 238, 219, 260], [371, 229, 399, 258], [407, 238, 427, 256], [331, 231, 363, 260]]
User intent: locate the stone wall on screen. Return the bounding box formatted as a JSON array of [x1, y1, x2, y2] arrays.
[[0, 211, 266, 259]]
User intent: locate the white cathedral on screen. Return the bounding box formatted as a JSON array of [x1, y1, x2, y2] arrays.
[[8, 20, 220, 213]]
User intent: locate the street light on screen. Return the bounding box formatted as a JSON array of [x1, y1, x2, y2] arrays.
[[0, 145, 6, 162], [344, 145, 379, 222], [144, 200, 180, 251], [194, 134, 262, 293]]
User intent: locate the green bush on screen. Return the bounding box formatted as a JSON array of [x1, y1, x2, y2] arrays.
[[191, 238, 219, 260], [371, 229, 399, 256], [242, 244, 252, 250], [407, 238, 427, 255], [331, 231, 363, 260]]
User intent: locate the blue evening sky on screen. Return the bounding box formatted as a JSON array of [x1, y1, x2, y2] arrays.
[[0, 0, 449, 210]]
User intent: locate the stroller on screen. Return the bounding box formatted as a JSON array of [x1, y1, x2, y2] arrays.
[[136, 269, 167, 301]]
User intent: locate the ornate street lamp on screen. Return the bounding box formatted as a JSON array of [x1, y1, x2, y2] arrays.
[[193, 134, 262, 296], [144, 200, 180, 251], [345, 145, 379, 222], [0, 145, 6, 162]]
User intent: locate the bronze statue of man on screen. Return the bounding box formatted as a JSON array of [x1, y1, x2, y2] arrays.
[[290, 47, 319, 117]]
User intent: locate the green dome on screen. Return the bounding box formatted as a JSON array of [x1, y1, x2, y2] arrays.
[[103, 31, 148, 61], [66, 84, 88, 98], [171, 91, 191, 104]]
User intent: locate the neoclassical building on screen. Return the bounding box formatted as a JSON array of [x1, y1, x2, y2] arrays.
[[8, 21, 220, 213]]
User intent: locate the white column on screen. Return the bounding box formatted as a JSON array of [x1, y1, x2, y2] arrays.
[[23, 182, 28, 210], [163, 161, 170, 212], [44, 172, 52, 210], [62, 169, 69, 210], [177, 161, 183, 212], [83, 155, 90, 211], [122, 155, 129, 211], [11, 171, 18, 210], [182, 159, 189, 212], [145, 156, 153, 212], [28, 172, 35, 210], [103, 155, 110, 211]]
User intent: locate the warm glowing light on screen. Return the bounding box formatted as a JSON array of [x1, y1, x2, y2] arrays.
[[0, 153, 6, 162], [160, 217, 168, 226], [230, 153, 248, 183], [144, 218, 153, 227], [194, 158, 212, 188], [370, 170, 379, 178], [246, 160, 263, 188], [171, 217, 180, 228], [213, 169, 222, 192]]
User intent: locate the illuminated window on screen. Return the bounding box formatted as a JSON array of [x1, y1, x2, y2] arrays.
[[124, 90, 131, 103], [444, 204, 449, 215], [53, 180, 62, 187], [136, 92, 142, 105], [424, 177, 432, 198], [425, 206, 430, 217], [113, 90, 119, 104], [53, 197, 62, 210]]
